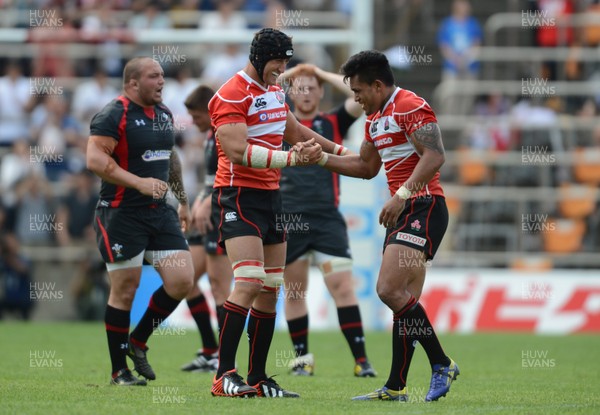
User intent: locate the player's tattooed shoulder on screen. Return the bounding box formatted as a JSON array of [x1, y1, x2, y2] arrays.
[[411, 123, 444, 155]]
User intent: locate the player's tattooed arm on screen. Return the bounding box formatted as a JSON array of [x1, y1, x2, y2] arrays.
[[168, 149, 188, 205], [410, 123, 445, 156], [402, 123, 446, 195]]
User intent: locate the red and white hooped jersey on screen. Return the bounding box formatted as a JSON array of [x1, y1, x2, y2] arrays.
[[365, 87, 444, 198], [209, 70, 290, 190]]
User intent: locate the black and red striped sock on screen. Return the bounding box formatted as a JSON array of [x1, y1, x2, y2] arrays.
[[130, 286, 180, 348], [337, 305, 367, 362], [187, 293, 218, 355], [246, 308, 276, 386], [105, 304, 130, 376], [413, 303, 450, 368], [215, 303, 224, 332], [216, 301, 248, 378], [287, 314, 308, 357], [385, 295, 418, 391]]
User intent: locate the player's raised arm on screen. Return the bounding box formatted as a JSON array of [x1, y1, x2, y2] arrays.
[[86, 135, 168, 199], [320, 138, 382, 179], [312, 65, 363, 118], [279, 62, 362, 118], [217, 120, 324, 168], [283, 111, 351, 157]]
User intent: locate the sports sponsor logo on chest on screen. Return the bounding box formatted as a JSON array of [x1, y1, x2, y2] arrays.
[[142, 149, 172, 161], [258, 110, 287, 122]]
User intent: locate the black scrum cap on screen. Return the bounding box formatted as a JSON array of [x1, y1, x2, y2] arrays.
[[249, 28, 293, 82]]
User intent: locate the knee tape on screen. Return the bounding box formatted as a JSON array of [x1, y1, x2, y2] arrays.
[[105, 251, 144, 272], [318, 257, 353, 278], [262, 266, 284, 292], [232, 260, 265, 285]]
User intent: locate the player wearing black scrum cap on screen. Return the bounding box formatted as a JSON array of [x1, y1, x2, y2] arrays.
[[208, 28, 352, 398]]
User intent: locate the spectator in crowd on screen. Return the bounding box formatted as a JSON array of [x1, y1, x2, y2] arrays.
[[162, 65, 198, 129], [467, 93, 512, 151], [0, 233, 34, 320], [388, 0, 435, 45], [30, 95, 82, 181], [437, 0, 482, 114], [0, 61, 36, 147], [13, 173, 56, 246], [199, 0, 247, 31], [72, 66, 119, 135], [201, 43, 248, 90], [80, 3, 130, 77], [29, 13, 79, 78], [55, 169, 99, 247], [583, 0, 600, 47], [534, 0, 576, 80], [128, 0, 172, 30], [1, 140, 46, 232]]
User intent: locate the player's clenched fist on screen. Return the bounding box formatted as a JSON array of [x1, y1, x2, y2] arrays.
[[293, 138, 323, 166], [136, 177, 169, 199]]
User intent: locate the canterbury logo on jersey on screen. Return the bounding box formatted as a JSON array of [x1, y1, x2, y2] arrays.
[[141, 149, 171, 161], [260, 384, 284, 397], [225, 212, 237, 222], [254, 97, 267, 108], [247, 91, 286, 116], [223, 377, 240, 395]]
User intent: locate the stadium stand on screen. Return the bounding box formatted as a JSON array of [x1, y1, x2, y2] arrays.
[[0, 0, 599, 322]]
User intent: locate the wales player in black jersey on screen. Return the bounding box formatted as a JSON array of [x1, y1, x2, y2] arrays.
[[87, 57, 193, 386], [278, 63, 376, 377]]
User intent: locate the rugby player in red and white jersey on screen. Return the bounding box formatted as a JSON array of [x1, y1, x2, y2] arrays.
[[316, 50, 460, 402], [207, 28, 346, 398]]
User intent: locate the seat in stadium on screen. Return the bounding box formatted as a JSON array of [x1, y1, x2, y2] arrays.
[[444, 195, 462, 216], [573, 147, 600, 185], [542, 218, 586, 253], [511, 256, 553, 271], [558, 183, 597, 219], [457, 147, 490, 185]]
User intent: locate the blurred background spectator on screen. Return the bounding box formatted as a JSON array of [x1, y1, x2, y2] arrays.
[[0, 61, 36, 147], [437, 0, 482, 114], [0, 233, 34, 320]]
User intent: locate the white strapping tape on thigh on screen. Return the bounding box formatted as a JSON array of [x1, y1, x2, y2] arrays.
[[316, 254, 353, 278], [262, 266, 284, 292], [105, 251, 145, 272], [232, 259, 266, 285]]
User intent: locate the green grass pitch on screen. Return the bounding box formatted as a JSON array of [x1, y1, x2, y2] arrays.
[[1, 323, 599, 414]]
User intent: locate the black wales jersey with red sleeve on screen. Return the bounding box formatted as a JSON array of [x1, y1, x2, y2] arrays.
[[90, 95, 175, 208]]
